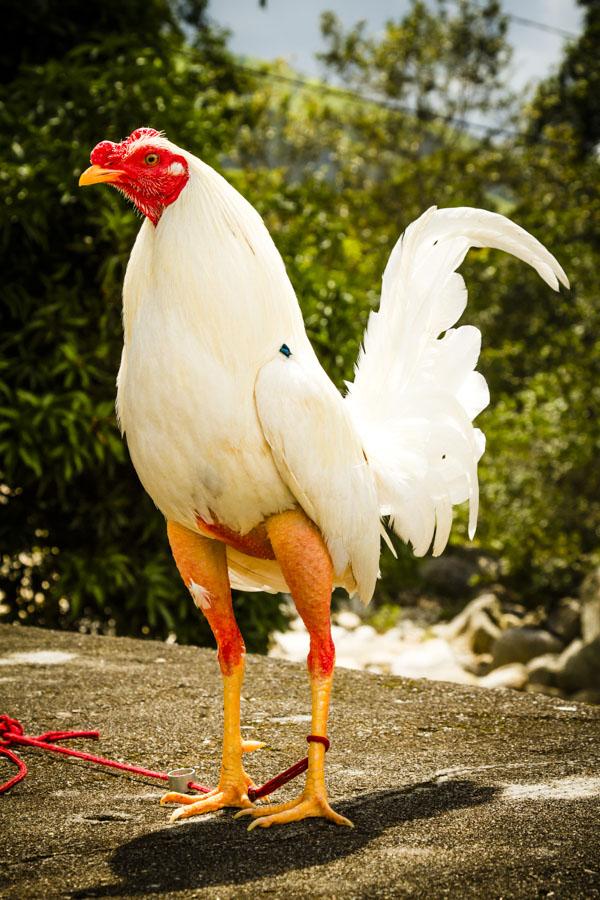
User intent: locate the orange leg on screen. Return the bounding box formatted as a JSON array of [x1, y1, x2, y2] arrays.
[[160, 522, 262, 822], [236, 509, 352, 830]]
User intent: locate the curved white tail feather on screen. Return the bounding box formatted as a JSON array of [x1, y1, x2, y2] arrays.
[[346, 206, 568, 560]]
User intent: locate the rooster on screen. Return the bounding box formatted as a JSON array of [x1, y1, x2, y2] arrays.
[[79, 127, 568, 829]]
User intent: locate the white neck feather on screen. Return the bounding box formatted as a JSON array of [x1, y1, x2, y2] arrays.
[[122, 150, 308, 367]]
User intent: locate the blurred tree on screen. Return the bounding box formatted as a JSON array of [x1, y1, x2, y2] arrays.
[[318, 0, 512, 120], [527, 0, 600, 159], [0, 0, 288, 649], [470, 0, 600, 597], [233, 0, 599, 602], [1, 0, 598, 646], [0, 0, 213, 83]]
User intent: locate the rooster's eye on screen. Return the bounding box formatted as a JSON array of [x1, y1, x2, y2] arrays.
[[144, 153, 159, 166]]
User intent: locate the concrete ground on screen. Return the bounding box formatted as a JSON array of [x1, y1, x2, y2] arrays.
[[1, 623, 599, 899]]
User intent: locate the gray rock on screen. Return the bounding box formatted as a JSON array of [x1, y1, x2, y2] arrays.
[[445, 592, 503, 644], [580, 568, 600, 642], [479, 662, 528, 691], [525, 683, 564, 698], [555, 636, 600, 693], [546, 596, 581, 644], [420, 554, 477, 597], [467, 608, 502, 655], [463, 653, 493, 677], [572, 688, 600, 705], [497, 610, 528, 631], [526, 653, 562, 687], [333, 609, 362, 631], [491, 626, 563, 669]]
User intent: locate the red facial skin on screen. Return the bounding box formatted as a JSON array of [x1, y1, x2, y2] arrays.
[[90, 127, 190, 226]]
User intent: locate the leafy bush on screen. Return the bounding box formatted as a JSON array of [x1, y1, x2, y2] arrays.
[[2, 0, 598, 648], [0, 1, 288, 649]]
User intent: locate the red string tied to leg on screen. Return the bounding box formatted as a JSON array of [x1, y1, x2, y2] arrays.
[[247, 734, 330, 802]]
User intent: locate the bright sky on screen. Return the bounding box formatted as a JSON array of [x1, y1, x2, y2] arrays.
[[207, 0, 582, 96]]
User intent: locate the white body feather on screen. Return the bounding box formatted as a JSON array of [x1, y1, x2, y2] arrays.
[[116, 141, 567, 604]]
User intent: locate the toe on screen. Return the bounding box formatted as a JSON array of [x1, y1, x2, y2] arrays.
[[235, 798, 300, 820], [168, 785, 255, 822], [248, 804, 310, 830], [170, 793, 226, 821], [160, 789, 217, 806], [242, 796, 353, 830], [242, 739, 265, 753], [327, 810, 354, 828]]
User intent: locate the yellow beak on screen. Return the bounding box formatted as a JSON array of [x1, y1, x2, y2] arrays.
[[78, 165, 124, 187]]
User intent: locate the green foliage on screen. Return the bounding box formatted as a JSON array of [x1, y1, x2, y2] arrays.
[[1, 0, 598, 648], [319, 0, 512, 118], [234, 0, 600, 604], [366, 603, 403, 634], [527, 0, 600, 158], [0, 1, 288, 649], [470, 131, 600, 596]]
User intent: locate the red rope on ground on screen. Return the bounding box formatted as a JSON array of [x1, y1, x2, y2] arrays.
[[0, 745, 28, 793], [0, 715, 209, 795], [0, 715, 330, 803]]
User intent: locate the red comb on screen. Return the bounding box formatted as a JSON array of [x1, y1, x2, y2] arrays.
[[127, 127, 161, 142], [90, 128, 162, 165], [90, 140, 118, 165]]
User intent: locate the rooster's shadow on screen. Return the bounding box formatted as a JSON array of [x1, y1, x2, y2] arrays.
[[73, 777, 497, 896]]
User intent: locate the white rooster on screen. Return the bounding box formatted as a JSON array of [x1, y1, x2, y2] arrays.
[[79, 127, 568, 829]]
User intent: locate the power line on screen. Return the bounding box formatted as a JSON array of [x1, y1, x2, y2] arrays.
[[258, 0, 579, 39], [236, 1, 578, 148], [506, 12, 577, 39], [235, 63, 569, 148], [464, 1, 579, 39]]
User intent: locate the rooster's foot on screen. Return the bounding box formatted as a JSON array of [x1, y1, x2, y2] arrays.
[[160, 739, 264, 821], [234, 792, 353, 830], [161, 766, 258, 822], [161, 779, 255, 822]]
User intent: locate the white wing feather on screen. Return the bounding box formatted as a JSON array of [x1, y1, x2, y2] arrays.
[[255, 351, 380, 603], [346, 206, 568, 558]]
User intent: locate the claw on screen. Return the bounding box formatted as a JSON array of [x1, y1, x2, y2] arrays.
[[162, 772, 256, 821], [160, 789, 218, 806], [169, 789, 255, 822], [236, 794, 353, 829], [242, 739, 265, 753]]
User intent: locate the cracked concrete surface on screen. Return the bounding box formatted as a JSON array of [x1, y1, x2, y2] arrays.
[[1, 623, 599, 898]]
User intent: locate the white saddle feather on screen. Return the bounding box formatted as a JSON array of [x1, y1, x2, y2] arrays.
[[346, 206, 568, 559]]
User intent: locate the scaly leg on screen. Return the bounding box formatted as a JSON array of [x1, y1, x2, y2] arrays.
[[160, 521, 260, 822], [236, 509, 352, 830]]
